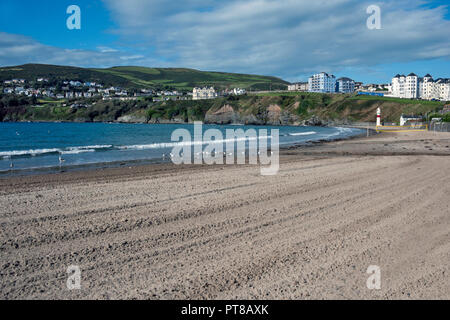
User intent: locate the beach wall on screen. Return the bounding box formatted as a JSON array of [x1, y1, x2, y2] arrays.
[[429, 122, 450, 132], [329, 121, 376, 128]]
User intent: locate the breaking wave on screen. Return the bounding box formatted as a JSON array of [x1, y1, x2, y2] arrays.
[[0, 145, 113, 158]]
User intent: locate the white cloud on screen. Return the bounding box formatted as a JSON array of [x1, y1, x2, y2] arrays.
[[97, 46, 119, 53], [120, 55, 145, 60], [102, 0, 450, 78], [1, 0, 449, 80], [0, 32, 167, 68]]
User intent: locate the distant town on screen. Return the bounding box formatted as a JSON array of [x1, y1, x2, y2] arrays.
[[2, 71, 449, 105], [0, 77, 249, 106]]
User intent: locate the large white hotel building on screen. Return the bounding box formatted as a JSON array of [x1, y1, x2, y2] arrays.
[[391, 73, 450, 101]]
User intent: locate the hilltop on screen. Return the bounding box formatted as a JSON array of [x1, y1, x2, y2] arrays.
[[0, 64, 289, 91]]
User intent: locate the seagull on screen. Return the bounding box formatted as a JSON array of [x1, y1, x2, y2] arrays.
[[16, 131, 20, 136], [58, 154, 65, 167]]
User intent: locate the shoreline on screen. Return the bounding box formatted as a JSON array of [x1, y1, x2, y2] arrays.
[[3, 119, 336, 126]]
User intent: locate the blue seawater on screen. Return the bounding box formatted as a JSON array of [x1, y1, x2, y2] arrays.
[[0, 122, 363, 172]]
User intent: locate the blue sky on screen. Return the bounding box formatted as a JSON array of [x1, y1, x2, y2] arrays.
[[0, 1, 117, 50], [0, 0, 449, 84]]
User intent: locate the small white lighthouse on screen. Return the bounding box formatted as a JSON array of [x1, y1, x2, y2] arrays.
[[376, 107, 381, 127]]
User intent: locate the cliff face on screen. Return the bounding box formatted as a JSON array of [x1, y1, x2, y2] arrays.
[[204, 103, 301, 125], [204, 104, 241, 124], [117, 115, 147, 123]]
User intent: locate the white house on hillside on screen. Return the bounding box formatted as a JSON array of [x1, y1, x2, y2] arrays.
[[192, 87, 217, 100], [288, 82, 309, 92]]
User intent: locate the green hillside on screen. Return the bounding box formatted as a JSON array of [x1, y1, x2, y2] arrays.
[[0, 64, 131, 87], [2, 91, 447, 124], [0, 64, 289, 91]]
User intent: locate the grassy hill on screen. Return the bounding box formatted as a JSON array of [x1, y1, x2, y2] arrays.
[[0, 64, 289, 91]]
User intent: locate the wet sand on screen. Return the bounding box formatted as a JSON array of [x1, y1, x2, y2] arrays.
[[1, 131, 449, 299]]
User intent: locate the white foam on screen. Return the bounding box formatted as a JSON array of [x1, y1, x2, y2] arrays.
[[61, 149, 96, 155], [117, 135, 272, 151], [325, 127, 356, 138], [67, 145, 112, 151], [0, 148, 61, 157], [289, 131, 317, 136], [0, 145, 112, 158]]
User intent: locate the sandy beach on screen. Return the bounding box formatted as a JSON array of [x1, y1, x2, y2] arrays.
[[1, 130, 449, 300]]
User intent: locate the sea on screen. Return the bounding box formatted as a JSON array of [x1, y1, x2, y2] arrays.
[[0, 122, 364, 173]]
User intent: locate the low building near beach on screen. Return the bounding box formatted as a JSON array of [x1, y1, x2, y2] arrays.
[[400, 115, 423, 126]]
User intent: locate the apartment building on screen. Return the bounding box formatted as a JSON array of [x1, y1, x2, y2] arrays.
[[405, 73, 419, 98], [308, 72, 336, 93], [437, 78, 450, 101], [419, 74, 433, 100], [335, 77, 355, 93], [392, 73, 419, 99]]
